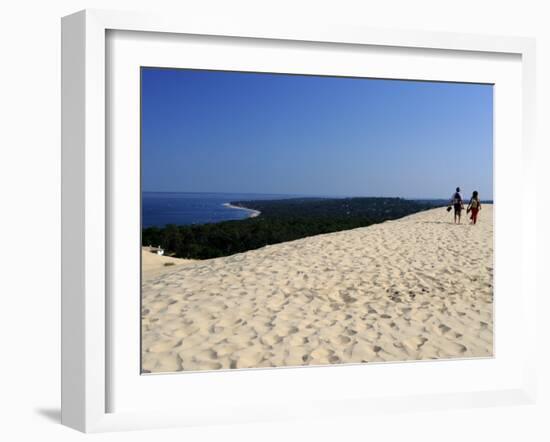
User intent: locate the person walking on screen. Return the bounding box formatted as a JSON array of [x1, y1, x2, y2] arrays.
[[450, 187, 464, 224], [467, 190, 482, 225]]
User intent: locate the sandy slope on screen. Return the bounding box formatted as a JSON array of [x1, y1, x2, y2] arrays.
[[141, 247, 194, 279], [142, 205, 493, 373]]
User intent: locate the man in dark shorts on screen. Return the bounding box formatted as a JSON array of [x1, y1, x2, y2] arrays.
[[450, 187, 464, 224]]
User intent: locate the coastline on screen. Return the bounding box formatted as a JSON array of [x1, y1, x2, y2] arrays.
[[223, 202, 261, 218]]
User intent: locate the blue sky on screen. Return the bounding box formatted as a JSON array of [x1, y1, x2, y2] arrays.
[[141, 68, 493, 199]]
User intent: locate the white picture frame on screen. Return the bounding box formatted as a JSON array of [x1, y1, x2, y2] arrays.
[[61, 9, 538, 433]]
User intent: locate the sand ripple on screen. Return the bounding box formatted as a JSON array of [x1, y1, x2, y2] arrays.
[[142, 205, 493, 373]]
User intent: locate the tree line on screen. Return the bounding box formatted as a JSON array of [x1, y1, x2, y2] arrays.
[[142, 197, 440, 260]]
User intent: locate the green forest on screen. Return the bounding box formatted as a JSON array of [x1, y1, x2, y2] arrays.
[[142, 197, 442, 260]]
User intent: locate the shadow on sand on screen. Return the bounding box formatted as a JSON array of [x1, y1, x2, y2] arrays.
[[35, 408, 61, 423], [417, 221, 454, 225]]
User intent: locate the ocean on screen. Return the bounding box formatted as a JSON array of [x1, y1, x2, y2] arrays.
[[142, 192, 293, 228]]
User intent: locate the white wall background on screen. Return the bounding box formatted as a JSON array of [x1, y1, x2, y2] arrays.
[[0, 1, 548, 440]]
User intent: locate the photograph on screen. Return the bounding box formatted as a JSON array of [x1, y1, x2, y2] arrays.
[[140, 67, 494, 374]]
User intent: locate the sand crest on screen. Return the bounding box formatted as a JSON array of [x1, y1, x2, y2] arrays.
[[142, 205, 493, 373]]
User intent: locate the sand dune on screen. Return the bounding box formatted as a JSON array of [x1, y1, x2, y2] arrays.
[[141, 246, 194, 279], [142, 205, 493, 373]]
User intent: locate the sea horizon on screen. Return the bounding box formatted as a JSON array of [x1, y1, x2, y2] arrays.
[[142, 191, 297, 228], [142, 191, 493, 229], [142, 190, 479, 200]]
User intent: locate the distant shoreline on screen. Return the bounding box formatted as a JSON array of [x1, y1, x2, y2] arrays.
[[222, 202, 261, 218]]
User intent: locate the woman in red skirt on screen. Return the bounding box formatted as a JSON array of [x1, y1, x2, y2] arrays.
[[467, 190, 482, 224]]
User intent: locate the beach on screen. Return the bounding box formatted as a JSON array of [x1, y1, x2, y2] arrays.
[[222, 202, 261, 218], [142, 205, 493, 373]]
